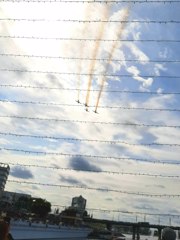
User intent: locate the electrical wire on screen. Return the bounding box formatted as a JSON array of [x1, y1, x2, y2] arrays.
[[0, 115, 179, 128], [1, 147, 180, 165], [0, 0, 179, 3], [1, 53, 180, 63], [1, 19, 180, 24], [0, 68, 180, 79], [51, 205, 180, 217], [0, 84, 179, 95], [0, 99, 180, 112], [4, 162, 180, 178], [7, 179, 180, 198], [0, 36, 180, 42], [0, 132, 179, 147]]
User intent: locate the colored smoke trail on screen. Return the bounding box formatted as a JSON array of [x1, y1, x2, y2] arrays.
[[77, 50, 83, 102], [77, 7, 91, 103], [94, 6, 130, 113], [85, 6, 109, 109]]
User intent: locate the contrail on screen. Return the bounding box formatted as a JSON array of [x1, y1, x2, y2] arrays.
[[94, 6, 130, 113], [85, 6, 109, 110]]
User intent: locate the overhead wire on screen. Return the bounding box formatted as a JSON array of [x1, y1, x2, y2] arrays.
[[3, 162, 180, 178], [0, 84, 179, 95], [1, 53, 180, 63], [1, 19, 180, 24], [0, 131, 179, 147], [0, 99, 180, 112], [1, 147, 180, 165], [51, 205, 180, 217], [7, 179, 180, 197], [0, 68, 180, 79], [0, 115, 179, 128], [0, 35, 180, 42], [0, 0, 179, 3]]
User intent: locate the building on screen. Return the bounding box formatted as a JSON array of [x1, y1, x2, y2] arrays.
[[0, 163, 10, 197], [1, 191, 31, 205], [0, 191, 31, 211], [71, 195, 86, 213]]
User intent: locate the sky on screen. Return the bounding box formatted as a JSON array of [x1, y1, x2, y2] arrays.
[[0, 0, 180, 225]]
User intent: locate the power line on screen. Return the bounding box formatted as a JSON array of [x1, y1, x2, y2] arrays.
[[0, 115, 179, 128], [0, 36, 180, 42], [0, 131, 179, 147], [1, 147, 180, 165], [7, 179, 180, 198], [0, 0, 179, 3], [0, 68, 180, 79], [1, 99, 180, 112], [84, 209, 180, 217], [4, 162, 180, 178], [0, 84, 179, 95], [1, 53, 180, 63], [1, 18, 180, 24], [51, 205, 180, 217]]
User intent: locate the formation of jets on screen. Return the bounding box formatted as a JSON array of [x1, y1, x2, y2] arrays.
[[76, 100, 98, 113]]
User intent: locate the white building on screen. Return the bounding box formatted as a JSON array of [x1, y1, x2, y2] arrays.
[[0, 163, 10, 197], [71, 195, 86, 213]]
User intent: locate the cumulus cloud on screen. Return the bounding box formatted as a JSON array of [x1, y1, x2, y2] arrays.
[[127, 43, 149, 62], [127, 66, 140, 76], [60, 175, 85, 186], [69, 157, 102, 172], [10, 166, 34, 179], [154, 63, 167, 76], [127, 65, 153, 89]]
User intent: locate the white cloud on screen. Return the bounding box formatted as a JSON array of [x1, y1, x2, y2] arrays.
[[154, 63, 167, 75], [127, 65, 140, 76], [127, 65, 153, 89], [158, 47, 169, 59], [0, 2, 179, 224], [127, 43, 149, 62]]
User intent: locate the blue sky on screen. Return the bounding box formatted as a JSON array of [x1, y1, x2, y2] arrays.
[[0, 0, 180, 225]]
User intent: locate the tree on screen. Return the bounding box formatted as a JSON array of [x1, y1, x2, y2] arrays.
[[60, 207, 78, 225], [61, 208, 77, 218], [31, 198, 51, 218], [83, 210, 88, 218], [14, 196, 32, 212], [106, 222, 112, 231]]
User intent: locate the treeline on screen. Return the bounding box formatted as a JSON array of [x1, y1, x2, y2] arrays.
[[1, 196, 51, 218]]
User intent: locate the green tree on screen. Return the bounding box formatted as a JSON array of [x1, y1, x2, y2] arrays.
[[14, 196, 32, 212], [31, 198, 51, 217], [83, 210, 88, 218], [61, 208, 77, 217]]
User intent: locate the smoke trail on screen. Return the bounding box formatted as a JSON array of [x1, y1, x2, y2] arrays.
[[77, 47, 83, 103], [94, 6, 130, 113], [77, 6, 92, 103], [85, 6, 109, 109]]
